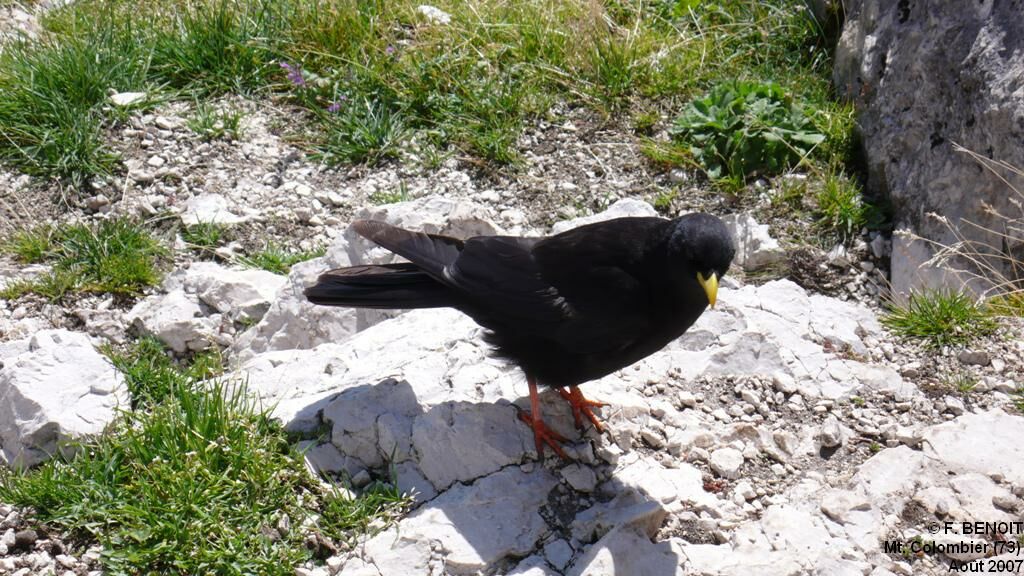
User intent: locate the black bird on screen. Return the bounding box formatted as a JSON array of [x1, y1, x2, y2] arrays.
[[305, 214, 735, 457]]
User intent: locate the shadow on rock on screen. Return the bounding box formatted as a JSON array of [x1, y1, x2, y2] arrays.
[[295, 376, 683, 575]]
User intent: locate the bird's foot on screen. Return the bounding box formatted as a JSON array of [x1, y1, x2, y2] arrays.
[[558, 386, 608, 432], [517, 409, 568, 459]]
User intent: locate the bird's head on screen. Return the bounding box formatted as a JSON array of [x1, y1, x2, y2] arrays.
[[667, 213, 736, 309]]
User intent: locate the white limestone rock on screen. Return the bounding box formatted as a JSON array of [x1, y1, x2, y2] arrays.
[[816, 415, 844, 448], [665, 279, 913, 400], [180, 193, 247, 226], [571, 488, 667, 543], [416, 4, 451, 25], [109, 91, 147, 107], [0, 330, 126, 467], [923, 410, 1024, 485], [709, 447, 744, 479], [230, 256, 356, 363], [73, 307, 127, 345], [819, 489, 871, 525], [359, 467, 557, 575], [411, 401, 534, 491], [722, 212, 785, 272], [543, 539, 575, 571], [126, 289, 225, 355], [561, 464, 598, 493], [567, 525, 681, 576], [508, 556, 558, 576], [551, 198, 657, 235], [180, 262, 286, 324]]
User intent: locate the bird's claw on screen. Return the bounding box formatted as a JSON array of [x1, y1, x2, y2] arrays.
[[517, 409, 568, 459], [558, 387, 608, 432]]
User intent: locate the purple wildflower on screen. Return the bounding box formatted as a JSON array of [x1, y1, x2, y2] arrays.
[[279, 61, 306, 87], [385, 45, 396, 56], [326, 95, 348, 113]]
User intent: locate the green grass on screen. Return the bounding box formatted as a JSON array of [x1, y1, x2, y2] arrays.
[[631, 109, 660, 135], [640, 138, 697, 170], [0, 270, 78, 301], [187, 101, 246, 141], [2, 225, 54, 263], [236, 243, 325, 275], [0, 26, 145, 185], [943, 371, 978, 395], [882, 290, 1000, 348], [104, 337, 224, 409], [770, 175, 809, 213], [815, 171, 873, 240], [368, 182, 410, 206], [0, 0, 847, 183], [652, 189, 678, 213], [146, 0, 286, 95], [988, 292, 1024, 317], [181, 221, 230, 256], [0, 0, 283, 186], [318, 478, 408, 547], [313, 97, 409, 166], [0, 219, 166, 300], [0, 346, 407, 575]]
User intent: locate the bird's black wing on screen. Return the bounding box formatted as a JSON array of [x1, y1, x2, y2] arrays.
[[445, 232, 654, 354], [530, 218, 670, 353], [443, 235, 568, 326]]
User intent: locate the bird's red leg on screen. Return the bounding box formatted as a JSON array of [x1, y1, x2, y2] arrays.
[[557, 386, 608, 432], [517, 377, 568, 459]]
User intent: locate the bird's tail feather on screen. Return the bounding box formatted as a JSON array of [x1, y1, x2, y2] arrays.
[[304, 263, 459, 309], [351, 220, 463, 280]]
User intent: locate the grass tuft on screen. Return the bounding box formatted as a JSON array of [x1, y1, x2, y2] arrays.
[[942, 371, 978, 395], [0, 353, 407, 575], [236, 243, 325, 275], [988, 292, 1024, 317], [147, 0, 285, 95], [313, 99, 408, 166], [2, 226, 55, 263], [815, 171, 873, 240], [181, 221, 230, 256], [368, 182, 410, 206], [187, 101, 246, 141], [318, 478, 408, 548], [882, 290, 999, 348], [104, 337, 223, 409], [0, 5, 151, 185], [585, 34, 647, 107], [0, 220, 166, 300]]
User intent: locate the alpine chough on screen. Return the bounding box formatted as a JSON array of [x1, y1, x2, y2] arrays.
[[305, 214, 735, 457]]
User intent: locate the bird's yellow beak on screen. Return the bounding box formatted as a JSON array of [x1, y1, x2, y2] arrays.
[[697, 272, 718, 309]]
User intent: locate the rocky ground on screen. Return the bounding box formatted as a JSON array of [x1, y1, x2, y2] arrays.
[[1, 88, 1023, 576]]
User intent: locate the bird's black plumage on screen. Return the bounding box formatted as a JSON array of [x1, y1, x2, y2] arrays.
[[305, 214, 736, 388]]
